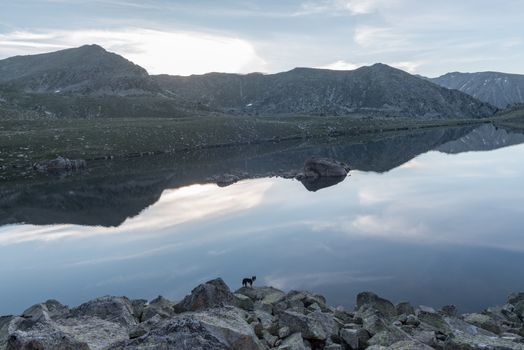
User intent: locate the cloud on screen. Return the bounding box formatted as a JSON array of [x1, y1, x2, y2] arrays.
[[0, 28, 267, 75], [265, 271, 393, 290], [317, 60, 362, 70]]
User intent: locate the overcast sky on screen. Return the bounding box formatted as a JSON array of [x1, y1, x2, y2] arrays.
[[0, 0, 522, 76]]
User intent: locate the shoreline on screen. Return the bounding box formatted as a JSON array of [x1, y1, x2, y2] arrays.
[[1, 278, 523, 349]]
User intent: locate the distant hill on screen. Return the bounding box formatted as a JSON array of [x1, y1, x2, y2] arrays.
[[0, 44, 159, 96], [431, 71, 524, 109], [155, 64, 496, 118], [0, 45, 497, 118]]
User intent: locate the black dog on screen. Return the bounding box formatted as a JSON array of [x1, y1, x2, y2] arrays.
[[242, 276, 256, 287]]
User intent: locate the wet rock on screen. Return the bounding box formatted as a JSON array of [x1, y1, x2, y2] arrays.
[[110, 306, 264, 350], [70, 296, 137, 329], [175, 278, 238, 312], [357, 292, 396, 317]]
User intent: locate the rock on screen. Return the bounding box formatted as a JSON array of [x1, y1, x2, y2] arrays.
[[303, 158, 350, 178], [278, 310, 338, 341], [359, 308, 388, 335], [340, 327, 370, 349], [254, 300, 273, 314], [262, 329, 278, 347], [508, 293, 524, 306], [279, 326, 291, 339], [6, 322, 90, 350], [54, 316, 130, 349], [404, 315, 419, 327], [1, 316, 13, 350], [440, 304, 457, 317], [287, 291, 330, 313], [33, 156, 86, 173], [388, 340, 434, 349], [396, 302, 415, 316], [236, 286, 285, 304], [70, 296, 137, 329], [235, 293, 255, 311], [110, 306, 265, 350], [278, 332, 307, 350], [175, 278, 237, 312], [367, 325, 413, 347], [254, 309, 274, 329], [356, 292, 396, 317], [213, 174, 240, 187], [130, 299, 147, 321], [141, 295, 175, 321], [463, 312, 501, 334], [416, 306, 449, 334], [411, 330, 437, 347], [324, 344, 343, 350]]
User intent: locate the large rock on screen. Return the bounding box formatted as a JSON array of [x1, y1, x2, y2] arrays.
[[109, 306, 265, 350], [303, 158, 350, 178], [388, 340, 434, 349], [356, 292, 396, 318], [70, 296, 137, 329], [1, 316, 13, 350], [175, 278, 238, 312], [278, 309, 338, 341], [236, 286, 285, 304]]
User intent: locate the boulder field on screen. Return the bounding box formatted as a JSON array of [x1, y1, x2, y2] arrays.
[[1, 278, 523, 349]]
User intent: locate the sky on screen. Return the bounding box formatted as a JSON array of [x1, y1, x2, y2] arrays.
[[0, 0, 523, 77]]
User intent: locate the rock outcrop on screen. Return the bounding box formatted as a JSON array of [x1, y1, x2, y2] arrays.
[[1, 279, 524, 349], [33, 156, 86, 174]]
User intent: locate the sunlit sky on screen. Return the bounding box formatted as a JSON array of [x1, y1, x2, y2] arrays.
[[0, 0, 523, 76]]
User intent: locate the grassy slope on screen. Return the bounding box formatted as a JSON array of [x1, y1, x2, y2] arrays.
[[0, 115, 488, 175]]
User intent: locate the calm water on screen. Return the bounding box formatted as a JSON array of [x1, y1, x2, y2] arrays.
[[1, 124, 524, 314]]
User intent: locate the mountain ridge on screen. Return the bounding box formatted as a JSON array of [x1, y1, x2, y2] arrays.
[[0, 45, 498, 119]]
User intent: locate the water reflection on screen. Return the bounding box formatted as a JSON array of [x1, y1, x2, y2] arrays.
[[1, 124, 524, 314]]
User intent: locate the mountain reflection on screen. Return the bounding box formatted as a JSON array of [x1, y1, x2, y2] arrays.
[[1, 124, 523, 227]]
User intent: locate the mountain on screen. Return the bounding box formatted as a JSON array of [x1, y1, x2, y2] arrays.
[[431, 71, 524, 109], [0, 44, 159, 96], [154, 64, 496, 118], [0, 45, 497, 118]]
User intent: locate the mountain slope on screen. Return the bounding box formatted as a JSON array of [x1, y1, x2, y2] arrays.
[[0, 44, 159, 96], [154, 64, 497, 118], [431, 71, 524, 108]]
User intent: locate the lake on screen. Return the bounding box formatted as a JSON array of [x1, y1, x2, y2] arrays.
[[1, 123, 524, 314]]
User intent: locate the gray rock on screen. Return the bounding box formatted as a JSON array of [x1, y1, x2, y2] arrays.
[[70, 296, 137, 329], [236, 286, 285, 303], [396, 302, 415, 316], [356, 292, 396, 317], [6, 322, 90, 350], [175, 278, 237, 312], [235, 293, 255, 311], [405, 314, 421, 327], [278, 332, 306, 350], [54, 316, 129, 349], [278, 310, 338, 341], [463, 312, 501, 334], [303, 158, 349, 178], [508, 292, 524, 306], [388, 340, 434, 349], [279, 326, 291, 339], [440, 304, 457, 317], [130, 299, 147, 320], [110, 306, 264, 350], [367, 325, 413, 347], [416, 306, 449, 334], [262, 329, 278, 347], [254, 300, 273, 314], [1, 316, 13, 350], [141, 295, 175, 321], [340, 327, 370, 349]]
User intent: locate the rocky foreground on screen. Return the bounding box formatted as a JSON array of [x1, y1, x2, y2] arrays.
[[1, 279, 524, 350]]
